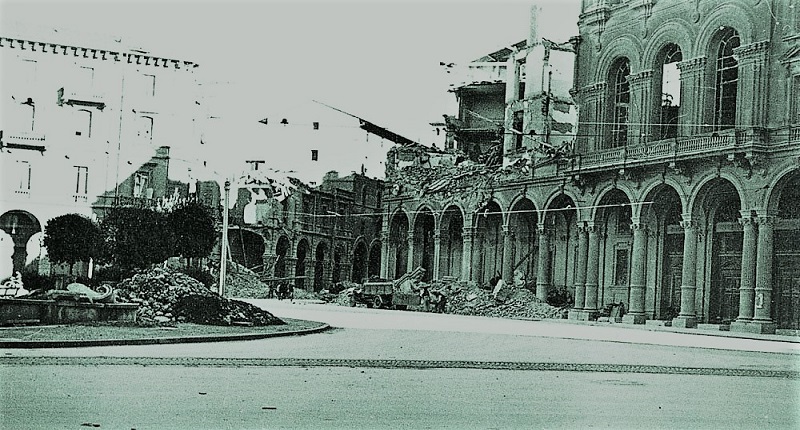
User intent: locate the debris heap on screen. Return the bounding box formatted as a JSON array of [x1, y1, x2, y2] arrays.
[[444, 284, 567, 320], [217, 262, 272, 299], [116, 268, 284, 326]]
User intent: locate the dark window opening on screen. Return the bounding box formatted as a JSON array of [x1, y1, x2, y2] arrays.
[[660, 44, 682, 140], [714, 27, 740, 131], [612, 59, 630, 147], [513, 110, 524, 149], [614, 249, 630, 286], [311, 149, 319, 161]]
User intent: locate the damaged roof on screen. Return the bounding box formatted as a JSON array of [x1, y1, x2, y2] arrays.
[[473, 40, 528, 62]]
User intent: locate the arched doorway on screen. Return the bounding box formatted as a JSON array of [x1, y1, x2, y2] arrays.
[[475, 201, 503, 286], [773, 174, 800, 329], [440, 206, 464, 279], [352, 240, 368, 283], [295, 239, 309, 290], [314, 242, 328, 292], [546, 195, 577, 296], [368, 241, 381, 279], [509, 198, 537, 287], [413, 207, 435, 281], [274, 236, 290, 279], [700, 180, 742, 325], [0, 210, 42, 276], [389, 211, 409, 279], [641, 185, 684, 320]]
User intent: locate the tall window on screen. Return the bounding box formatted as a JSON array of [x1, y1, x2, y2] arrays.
[[75, 109, 92, 138], [714, 27, 740, 131], [74, 166, 89, 201], [311, 149, 319, 161], [513, 110, 524, 149], [611, 58, 630, 147], [15, 160, 31, 193], [660, 44, 682, 140], [142, 74, 156, 97], [78, 66, 94, 89], [136, 116, 153, 144]]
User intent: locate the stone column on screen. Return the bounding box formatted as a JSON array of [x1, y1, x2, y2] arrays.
[[569, 223, 589, 320], [627, 70, 654, 144], [583, 224, 601, 316], [676, 57, 708, 135], [461, 227, 475, 282], [406, 231, 416, 275], [735, 214, 757, 323], [734, 214, 777, 334], [536, 224, 551, 302], [502, 225, 515, 283], [433, 229, 442, 281], [623, 222, 648, 324], [673, 216, 698, 328], [733, 41, 769, 129], [380, 229, 390, 279]]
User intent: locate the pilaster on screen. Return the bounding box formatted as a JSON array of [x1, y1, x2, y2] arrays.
[[583, 224, 601, 315], [502, 225, 515, 283], [535, 223, 551, 302], [622, 222, 648, 324], [461, 227, 475, 282], [673, 216, 698, 328], [627, 70, 654, 144], [734, 214, 757, 323], [733, 41, 770, 129], [568, 223, 590, 320], [433, 229, 442, 281], [676, 57, 707, 135]]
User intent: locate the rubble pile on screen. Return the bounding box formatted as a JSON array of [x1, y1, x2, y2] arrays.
[[444, 284, 567, 320], [115, 268, 284, 326], [217, 262, 272, 299]]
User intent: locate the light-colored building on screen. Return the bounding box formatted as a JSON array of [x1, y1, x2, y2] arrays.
[[0, 24, 204, 278], [381, 0, 800, 333]]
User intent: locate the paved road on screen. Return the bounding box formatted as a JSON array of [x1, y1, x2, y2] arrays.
[[2, 299, 798, 429]]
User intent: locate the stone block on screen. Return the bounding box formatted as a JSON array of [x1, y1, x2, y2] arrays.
[[730, 320, 777, 335], [671, 316, 697, 329], [621, 314, 647, 324]]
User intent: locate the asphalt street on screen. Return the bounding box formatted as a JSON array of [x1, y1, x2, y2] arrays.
[[2, 300, 799, 429]]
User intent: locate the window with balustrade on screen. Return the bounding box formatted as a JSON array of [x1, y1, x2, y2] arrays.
[[714, 27, 740, 131], [14, 160, 31, 194], [610, 58, 630, 148], [74, 166, 88, 202], [74, 109, 92, 138], [658, 44, 682, 140]]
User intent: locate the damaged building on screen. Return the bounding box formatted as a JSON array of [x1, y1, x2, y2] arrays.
[[381, 0, 800, 333], [224, 164, 383, 291]]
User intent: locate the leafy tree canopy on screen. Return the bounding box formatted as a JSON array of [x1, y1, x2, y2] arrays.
[[43, 214, 102, 268], [167, 202, 217, 259]]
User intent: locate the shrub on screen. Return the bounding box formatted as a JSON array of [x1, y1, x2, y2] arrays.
[[20, 271, 55, 292]]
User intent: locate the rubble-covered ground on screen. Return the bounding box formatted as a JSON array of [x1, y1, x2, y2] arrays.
[[115, 268, 284, 326], [335, 279, 568, 320]]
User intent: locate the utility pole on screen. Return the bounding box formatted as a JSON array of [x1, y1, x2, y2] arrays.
[[219, 179, 230, 296]]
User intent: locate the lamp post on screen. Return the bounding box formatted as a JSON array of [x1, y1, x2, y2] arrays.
[[218, 179, 230, 296]]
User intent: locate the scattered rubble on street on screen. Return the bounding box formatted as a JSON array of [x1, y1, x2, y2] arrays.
[[115, 267, 284, 326]]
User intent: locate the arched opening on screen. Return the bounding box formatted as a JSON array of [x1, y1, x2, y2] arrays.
[[642, 186, 684, 320], [295, 239, 309, 290], [227, 228, 265, 271], [774, 175, 800, 329], [413, 208, 436, 281], [274, 236, 290, 279], [0, 210, 41, 277], [596, 190, 632, 307], [609, 57, 630, 148], [440, 206, 464, 279], [656, 44, 682, 140], [713, 27, 740, 131], [546, 195, 577, 297], [509, 199, 537, 287], [314, 242, 328, 292], [389, 212, 409, 279], [352, 240, 368, 283], [702, 180, 742, 324], [475, 201, 503, 286], [368, 241, 382, 279]]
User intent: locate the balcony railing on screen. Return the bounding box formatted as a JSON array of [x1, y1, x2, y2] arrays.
[[1, 130, 46, 151], [58, 87, 105, 108], [571, 131, 740, 172]]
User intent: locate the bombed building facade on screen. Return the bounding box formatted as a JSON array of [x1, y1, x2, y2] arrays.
[[224, 165, 383, 291], [381, 0, 800, 333]]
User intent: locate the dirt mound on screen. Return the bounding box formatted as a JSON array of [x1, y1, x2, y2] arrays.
[[115, 267, 284, 326]]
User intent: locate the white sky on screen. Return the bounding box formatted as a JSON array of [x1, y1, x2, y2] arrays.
[[1, 0, 580, 148]]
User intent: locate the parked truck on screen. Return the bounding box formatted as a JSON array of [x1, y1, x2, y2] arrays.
[[348, 267, 425, 310]]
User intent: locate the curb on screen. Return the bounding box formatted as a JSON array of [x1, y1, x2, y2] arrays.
[[0, 322, 331, 349]]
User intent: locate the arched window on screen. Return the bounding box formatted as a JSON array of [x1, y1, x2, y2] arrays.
[[714, 27, 740, 131], [611, 58, 630, 147], [75, 109, 92, 138], [659, 44, 682, 140]]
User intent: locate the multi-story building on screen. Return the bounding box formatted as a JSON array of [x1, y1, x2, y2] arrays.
[[0, 24, 206, 278], [224, 164, 383, 292], [381, 0, 800, 333]]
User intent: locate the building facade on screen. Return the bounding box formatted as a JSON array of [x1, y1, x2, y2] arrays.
[[0, 25, 205, 278], [224, 165, 383, 292], [381, 0, 800, 333]]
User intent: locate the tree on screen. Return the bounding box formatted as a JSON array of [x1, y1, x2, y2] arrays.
[[43, 214, 102, 274], [167, 202, 216, 264], [101, 207, 175, 274]]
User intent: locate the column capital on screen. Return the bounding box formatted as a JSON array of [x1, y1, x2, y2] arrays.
[[585, 223, 600, 235], [755, 214, 776, 226], [629, 222, 647, 233], [679, 219, 697, 230], [738, 216, 756, 227]]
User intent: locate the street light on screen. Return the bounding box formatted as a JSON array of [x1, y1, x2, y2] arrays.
[[218, 179, 230, 297]]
